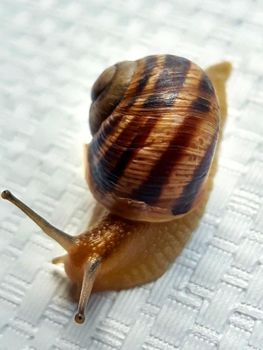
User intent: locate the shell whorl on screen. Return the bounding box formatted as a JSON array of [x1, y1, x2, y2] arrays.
[[87, 55, 220, 222], [89, 61, 136, 135]]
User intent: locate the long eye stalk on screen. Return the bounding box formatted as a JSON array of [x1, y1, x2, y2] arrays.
[[1, 190, 74, 251]]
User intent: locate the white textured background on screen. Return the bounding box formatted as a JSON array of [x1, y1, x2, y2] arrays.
[[0, 0, 263, 349]]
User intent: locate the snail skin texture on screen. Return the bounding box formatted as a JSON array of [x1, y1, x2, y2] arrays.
[[1, 55, 231, 324]]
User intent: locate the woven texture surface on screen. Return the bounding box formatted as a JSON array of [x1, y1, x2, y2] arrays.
[[0, 0, 263, 349]]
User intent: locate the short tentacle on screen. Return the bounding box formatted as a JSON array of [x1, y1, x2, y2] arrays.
[[52, 255, 67, 265], [74, 257, 101, 324]]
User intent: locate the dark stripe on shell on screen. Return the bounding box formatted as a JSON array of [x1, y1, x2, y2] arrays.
[[101, 116, 159, 192], [130, 116, 196, 204], [92, 55, 158, 155], [89, 56, 158, 193], [199, 73, 215, 96], [125, 55, 158, 108], [106, 55, 191, 195], [130, 58, 193, 204], [191, 97, 211, 113], [130, 70, 216, 205], [171, 132, 218, 215], [143, 55, 191, 109]]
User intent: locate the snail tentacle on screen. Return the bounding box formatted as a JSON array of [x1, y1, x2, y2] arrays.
[[1, 190, 74, 251], [74, 257, 101, 324]]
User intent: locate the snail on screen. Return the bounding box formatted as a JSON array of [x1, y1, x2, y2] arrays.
[[1, 55, 231, 324]]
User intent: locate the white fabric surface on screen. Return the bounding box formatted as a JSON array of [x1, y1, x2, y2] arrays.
[[0, 0, 263, 349]]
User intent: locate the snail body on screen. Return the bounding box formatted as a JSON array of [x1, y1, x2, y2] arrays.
[[1, 56, 231, 324]]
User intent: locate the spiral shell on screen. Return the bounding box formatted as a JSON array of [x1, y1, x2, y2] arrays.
[[87, 55, 219, 222]]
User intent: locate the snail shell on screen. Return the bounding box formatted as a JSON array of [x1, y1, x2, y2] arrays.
[[87, 55, 220, 222]]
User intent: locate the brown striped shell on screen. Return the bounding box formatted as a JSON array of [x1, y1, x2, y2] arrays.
[[87, 55, 220, 222]]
